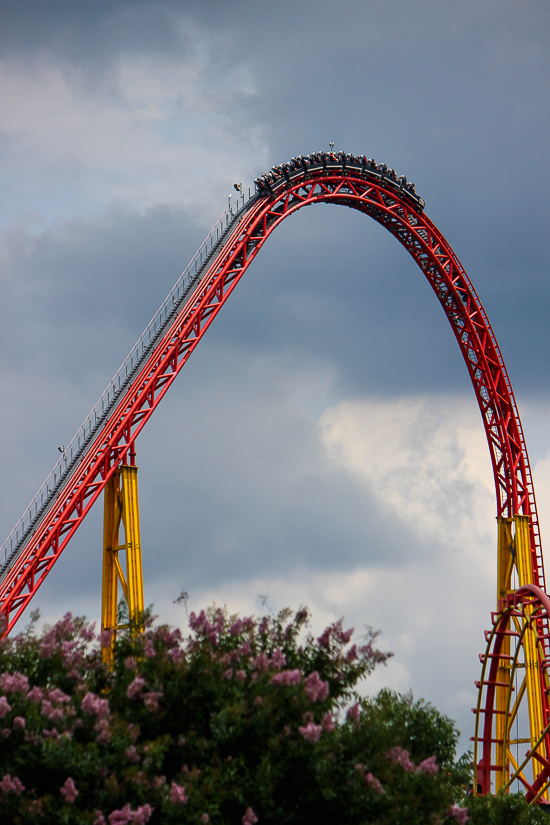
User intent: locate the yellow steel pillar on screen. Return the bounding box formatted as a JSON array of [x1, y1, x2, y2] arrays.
[[495, 515, 548, 797], [513, 515, 547, 795], [101, 463, 144, 662], [494, 517, 513, 791]]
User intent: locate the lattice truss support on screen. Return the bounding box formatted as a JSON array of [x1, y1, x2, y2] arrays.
[[474, 516, 550, 803], [101, 464, 144, 663]]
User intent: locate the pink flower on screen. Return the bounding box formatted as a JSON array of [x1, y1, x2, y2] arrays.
[[143, 691, 163, 712], [230, 619, 244, 636], [125, 656, 137, 670], [0, 773, 25, 795], [41, 700, 64, 723], [201, 815, 210, 823], [60, 777, 78, 803], [144, 640, 156, 658], [252, 652, 270, 671], [365, 772, 385, 795], [94, 812, 106, 825], [100, 629, 114, 647], [48, 688, 71, 705], [126, 745, 140, 764], [26, 686, 44, 704], [303, 671, 329, 702], [298, 722, 322, 743], [321, 713, 335, 732], [317, 627, 331, 649], [0, 696, 11, 717], [13, 716, 26, 730], [270, 669, 302, 687], [418, 755, 438, 775], [385, 746, 415, 772], [95, 718, 112, 744], [270, 648, 286, 669], [223, 668, 233, 680], [235, 670, 246, 682], [254, 695, 263, 706], [108, 804, 153, 824], [127, 675, 146, 699], [61, 640, 82, 667], [40, 635, 56, 658], [346, 702, 360, 725], [446, 805, 469, 824], [242, 808, 258, 825], [79, 623, 97, 642], [0, 672, 29, 694], [169, 781, 188, 804], [82, 692, 109, 718], [346, 644, 358, 661]]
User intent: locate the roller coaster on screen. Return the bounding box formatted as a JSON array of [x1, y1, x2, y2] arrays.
[[2, 150, 550, 802]]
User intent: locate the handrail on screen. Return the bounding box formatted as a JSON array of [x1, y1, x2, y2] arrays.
[[0, 186, 259, 578]]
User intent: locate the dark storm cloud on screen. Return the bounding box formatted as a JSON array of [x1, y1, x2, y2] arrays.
[[0, 1, 184, 65]]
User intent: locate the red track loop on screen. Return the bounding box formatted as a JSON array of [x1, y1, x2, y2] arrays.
[[476, 585, 550, 802], [0, 163, 543, 634]]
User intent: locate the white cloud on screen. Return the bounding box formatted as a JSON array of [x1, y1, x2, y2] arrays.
[[319, 395, 495, 567], [0, 36, 268, 226]]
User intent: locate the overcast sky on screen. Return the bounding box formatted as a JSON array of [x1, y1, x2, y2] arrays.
[[1, 0, 550, 754]]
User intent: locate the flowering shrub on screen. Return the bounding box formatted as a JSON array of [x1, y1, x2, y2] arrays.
[[0, 605, 480, 823]]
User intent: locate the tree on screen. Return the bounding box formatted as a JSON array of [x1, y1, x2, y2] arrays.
[[0, 604, 472, 823]]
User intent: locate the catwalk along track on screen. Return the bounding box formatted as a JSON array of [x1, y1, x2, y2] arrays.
[[2, 151, 549, 801]]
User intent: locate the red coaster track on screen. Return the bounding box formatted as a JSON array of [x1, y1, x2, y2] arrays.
[[1, 151, 548, 796]]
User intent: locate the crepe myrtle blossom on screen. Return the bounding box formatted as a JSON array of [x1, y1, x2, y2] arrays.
[[365, 772, 385, 795], [0, 672, 29, 694], [108, 803, 153, 824], [60, 777, 78, 803], [127, 675, 146, 699], [446, 804, 469, 824], [418, 755, 438, 775], [142, 691, 163, 712], [169, 782, 188, 804], [385, 746, 416, 773], [0, 774, 25, 795], [82, 692, 109, 718], [303, 671, 329, 702], [242, 807, 258, 825], [270, 669, 302, 687], [298, 722, 323, 743]]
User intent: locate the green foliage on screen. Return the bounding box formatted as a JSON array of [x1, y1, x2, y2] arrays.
[[0, 604, 472, 823], [464, 792, 550, 824]]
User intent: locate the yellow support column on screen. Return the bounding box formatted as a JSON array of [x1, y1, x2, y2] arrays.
[[514, 515, 547, 795], [495, 517, 514, 791], [101, 464, 144, 662]]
